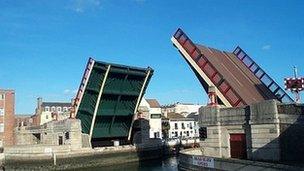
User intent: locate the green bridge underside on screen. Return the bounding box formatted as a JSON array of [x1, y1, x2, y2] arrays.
[[76, 60, 153, 139]]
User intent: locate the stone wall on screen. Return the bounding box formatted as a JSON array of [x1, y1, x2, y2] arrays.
[[249, 100, 281, 161], [14, 129, 37, 145], [278, 104, 304, 163], [4, 144, 167, 170], [199, 105, 247, 158], [198, 100, 304, 163], [199, 106, 221, 157], [15, 119, 83, 149]]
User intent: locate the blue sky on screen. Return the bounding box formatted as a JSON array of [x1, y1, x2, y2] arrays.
[[1, 0, 303, 114]]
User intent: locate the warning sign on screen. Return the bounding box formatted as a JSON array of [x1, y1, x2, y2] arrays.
[[192, 156, 214, 168]]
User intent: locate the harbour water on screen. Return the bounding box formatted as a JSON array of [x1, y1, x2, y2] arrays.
[[72, 157, 178, 171]]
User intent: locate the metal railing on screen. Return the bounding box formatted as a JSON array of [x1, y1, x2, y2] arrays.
[[173, 28, 246, 107], [233, 46, 294, 103], [72, 58, 95, 118]]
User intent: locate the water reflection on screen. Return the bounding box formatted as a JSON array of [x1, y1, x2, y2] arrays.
[[76, 157, 178, 171]]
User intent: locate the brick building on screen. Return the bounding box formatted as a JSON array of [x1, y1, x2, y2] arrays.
[[15, 114, 33, 127], [0, 89, 15, 147]]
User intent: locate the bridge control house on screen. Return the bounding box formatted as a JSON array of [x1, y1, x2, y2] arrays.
[[172, 28, 304, 164]]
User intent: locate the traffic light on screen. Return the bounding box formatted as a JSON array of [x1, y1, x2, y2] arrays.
[[199, 127, 207, 140]]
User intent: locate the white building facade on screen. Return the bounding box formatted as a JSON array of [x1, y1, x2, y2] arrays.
[[168, 118, 199, 139], [139, 98, 162, 139]]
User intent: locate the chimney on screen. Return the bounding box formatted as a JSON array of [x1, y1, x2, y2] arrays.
[[37, 97, 42, 109], [36, 97, 43, 114]]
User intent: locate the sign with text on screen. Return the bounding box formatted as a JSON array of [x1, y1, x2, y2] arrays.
[[192, 156, 214, 168]]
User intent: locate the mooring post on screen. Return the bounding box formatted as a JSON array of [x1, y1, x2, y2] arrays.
[[53, 152, 57, 166]]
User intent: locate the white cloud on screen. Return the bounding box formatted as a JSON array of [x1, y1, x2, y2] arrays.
[[63, 89, 71, 94], [172, 89, 193, 94], [63, 89, 78, 95], [262, 45, 271, 50], [69, 0, 102, 13]]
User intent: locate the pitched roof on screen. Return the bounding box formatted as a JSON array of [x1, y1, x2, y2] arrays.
[[187, 112, 199, 121], [15, 114, 32, 118], [41, 102, 71, 108], [146, 99, 160, 108], [167, 113, 185, 119]]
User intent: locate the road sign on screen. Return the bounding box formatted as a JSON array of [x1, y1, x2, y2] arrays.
[[284, 78, 304, 91]]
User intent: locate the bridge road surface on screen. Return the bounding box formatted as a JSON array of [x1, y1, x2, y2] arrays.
[[196, 44, 276, 105], [223, 52, 277, 100]]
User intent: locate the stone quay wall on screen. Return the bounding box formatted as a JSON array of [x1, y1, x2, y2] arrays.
[[178, 149, 302, 171], [4, 144, 168, 170]]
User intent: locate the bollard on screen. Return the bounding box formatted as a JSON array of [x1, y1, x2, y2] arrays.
[[53, 152, 57, 166], [200, 146, 204, 155]]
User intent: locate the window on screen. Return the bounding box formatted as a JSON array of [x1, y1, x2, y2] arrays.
[[186, 131, 189, 137], [154, 132, 160, 138], [0, 123, 4, 133], [182, 123, 185, 129], [46, 115, 48, 119], [180, 132, 182, 136], [59, 136, 63, 145], [190, 123, 193, 129], [0, 94, 4, 100], [45, 106, 50, 112], [175, 132, 178, 137], [0, 108, 4, 116], [174, 123, 178, 129], [51, 107, 56, 112], [57, 107, 62, 112], [63, 107, 68, 112], [65, 132, 70, 140], [150, 114, 161, 119]]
